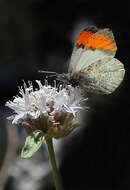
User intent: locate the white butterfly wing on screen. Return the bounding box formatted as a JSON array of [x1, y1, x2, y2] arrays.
[[75, 57, 125, 94], [68, 27, 116, 74], [69, 47, 114, 73]]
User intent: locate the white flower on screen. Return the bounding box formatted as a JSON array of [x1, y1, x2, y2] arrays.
[[5, 80, 87, 138]]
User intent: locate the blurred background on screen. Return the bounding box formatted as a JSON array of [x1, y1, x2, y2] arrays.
[[0, 0, 130, 190]]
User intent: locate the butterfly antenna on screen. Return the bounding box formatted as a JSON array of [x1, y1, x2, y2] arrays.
[[38, 70, 58, 78]]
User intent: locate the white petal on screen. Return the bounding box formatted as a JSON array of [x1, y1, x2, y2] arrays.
[[12, 113, 25, 124]]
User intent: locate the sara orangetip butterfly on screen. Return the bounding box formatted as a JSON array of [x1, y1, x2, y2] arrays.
[[41, 26, 125, 94]]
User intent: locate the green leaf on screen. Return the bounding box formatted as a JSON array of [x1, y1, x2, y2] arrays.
[[21, 130, 45, 158]]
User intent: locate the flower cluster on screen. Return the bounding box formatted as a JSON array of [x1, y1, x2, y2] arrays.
[[6, 80, 86, 138]]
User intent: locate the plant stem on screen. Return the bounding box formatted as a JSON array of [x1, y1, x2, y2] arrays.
[[45, 137, 62, 190]]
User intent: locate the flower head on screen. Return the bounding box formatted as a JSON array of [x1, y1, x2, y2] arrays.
[[6, 80, 86, 138]]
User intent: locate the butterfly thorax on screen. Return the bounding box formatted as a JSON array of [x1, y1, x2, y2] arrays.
[[56, 73, 79, 87]]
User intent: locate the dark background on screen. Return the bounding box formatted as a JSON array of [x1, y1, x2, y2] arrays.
[[0, 0, 130, 190]]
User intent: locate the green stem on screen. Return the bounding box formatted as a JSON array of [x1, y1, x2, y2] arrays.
[[45, 137, 62, 190]]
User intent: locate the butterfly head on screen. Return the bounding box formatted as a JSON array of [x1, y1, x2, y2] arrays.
[[56, 73, 79, 87]]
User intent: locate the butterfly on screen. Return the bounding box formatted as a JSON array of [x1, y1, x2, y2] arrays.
[[40, 26, 125, 94]]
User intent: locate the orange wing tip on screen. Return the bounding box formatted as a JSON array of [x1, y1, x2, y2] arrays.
[[76, 30, 116, 51], [76, 31, 94, 47]]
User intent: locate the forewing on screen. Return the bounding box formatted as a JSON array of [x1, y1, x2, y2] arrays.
[[68, 27, 117, 74], [77, 58, 125, 94]]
